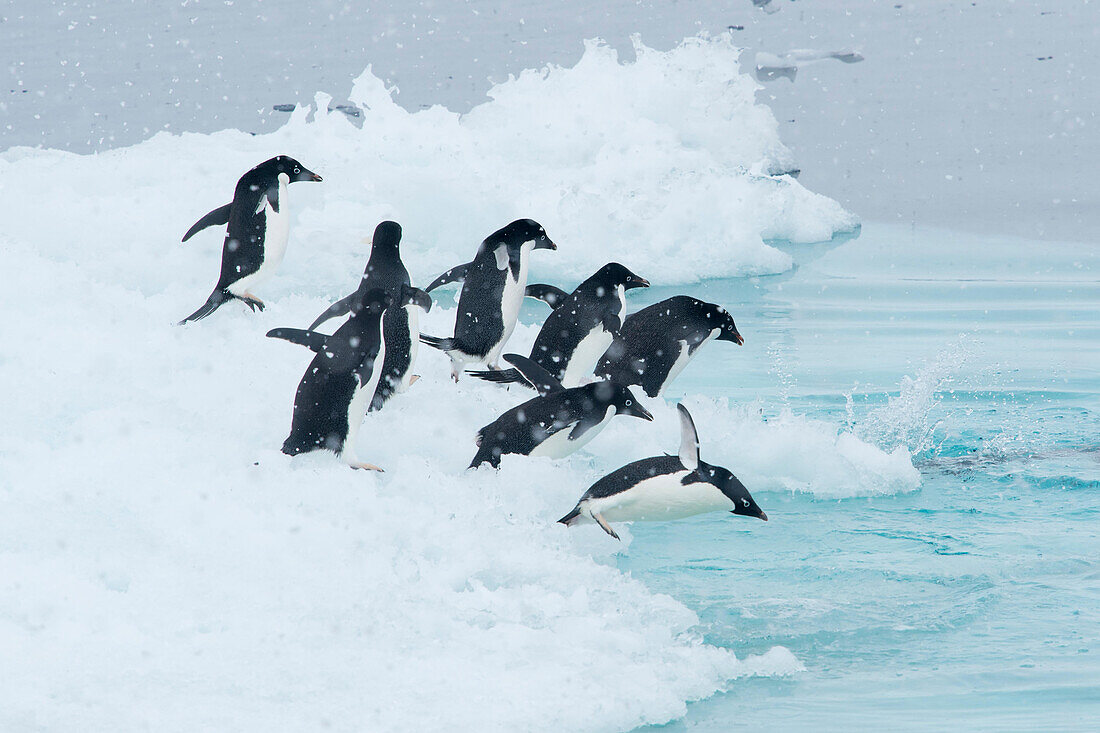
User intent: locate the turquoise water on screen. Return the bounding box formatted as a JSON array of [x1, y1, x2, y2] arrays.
[[619, 224, 1100, 730]]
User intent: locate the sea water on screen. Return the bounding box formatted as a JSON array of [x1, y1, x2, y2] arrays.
[[618, 223, 1100, 730]]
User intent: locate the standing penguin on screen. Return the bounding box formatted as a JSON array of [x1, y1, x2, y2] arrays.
[[267, 284, 430, 471], [469, 355, 653, 469], [420, 219, 556, 380], [179, 155, 322, 324], [308, 221, 431, 411], [596, 296, 744, 397], [468, 262, 649, 389], [558, 404, 767, 539]]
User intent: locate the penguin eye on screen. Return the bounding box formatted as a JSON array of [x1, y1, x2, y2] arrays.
[[293, 167, 300, 174], [742, 498, 750, 507], [625, 400, 632, 406]]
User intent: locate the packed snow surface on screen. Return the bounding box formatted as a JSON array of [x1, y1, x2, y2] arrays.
[[0, 36, 897, 730]]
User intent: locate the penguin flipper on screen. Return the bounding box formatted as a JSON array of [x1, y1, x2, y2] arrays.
[[266, 327, 329, 353], [676, 404, 701, 471], [425, 262, 470, 293], [308, 294, 355, 330], [503, 354, 563, 396], [525, 284, 569, 309], [181, 203, 232, 242], [420, 334, 457, 352], [178, 288, 230, 325], [400, 284, 433, 312], [567, 412, 604, 442]]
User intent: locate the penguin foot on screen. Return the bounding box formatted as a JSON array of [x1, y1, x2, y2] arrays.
[[350, 462, 384, 472], [410, 375, 420, 385], [241, 292, 266, 312]]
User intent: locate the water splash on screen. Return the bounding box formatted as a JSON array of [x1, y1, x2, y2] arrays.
[[857, 339, 974, 457]]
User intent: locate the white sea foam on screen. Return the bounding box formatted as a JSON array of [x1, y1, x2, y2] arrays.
[[0, 35, 877, 730]]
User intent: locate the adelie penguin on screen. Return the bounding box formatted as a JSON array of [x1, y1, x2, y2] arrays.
[[469, 354, 653, 469], [267, 284, 431, 471], [596, 296, 744, 397], [468, 262, 649, 389], [420, 219, 557, 380], [558, 404, 767, 540], [178, 155, 322, 324], [309, 221, 430, 411]]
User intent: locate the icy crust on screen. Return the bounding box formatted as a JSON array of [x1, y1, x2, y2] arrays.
[[0, 240, 813, 731], [0, 35, 856, 298]]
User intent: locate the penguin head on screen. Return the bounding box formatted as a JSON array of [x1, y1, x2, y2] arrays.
[[371, 221, 403, 251], [706, 465, 767, 521], [592, 382, 653, 421], [701, 302, 744, 345], [492, 219, 557, 251], [260, 155, 323, 183], [596, 262, 650, 291]]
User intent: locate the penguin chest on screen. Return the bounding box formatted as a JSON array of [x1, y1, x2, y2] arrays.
[[340, 339, 386, 460], [493, 247, 533, 354], [662, 329, 719, 391], [560, 325, 615, 387], [589, 473, 732, 522], [529, 406, 614, 459], [228, 178, 290, 296]]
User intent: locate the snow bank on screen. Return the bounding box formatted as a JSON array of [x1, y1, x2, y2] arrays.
[[0, 35, 873, 730]]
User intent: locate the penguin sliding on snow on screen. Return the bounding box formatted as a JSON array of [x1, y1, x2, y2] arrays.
[[469, 355, 653, 469], [468, 262, 649, 389], [558, 404, 767, 540], [420, 219, 556, 380], [596, 296, 744, 397], [267, 284, 431, 471], [309, 221, 430, 411], [179, 155, 322, 324]]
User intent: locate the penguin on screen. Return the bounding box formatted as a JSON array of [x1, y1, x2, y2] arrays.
[[596, 296, 744, 398], [469, 354, 654, 469], [308, 221, 431, 411], [424, 242, 567, 309], [179, 155, 322, 324], [558, 404, 767, 539], [467, 262, 649, 390], [420, 219, 556, 380], [267, 284, 430, 471]]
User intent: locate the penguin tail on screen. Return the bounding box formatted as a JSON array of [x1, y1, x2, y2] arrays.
[[178, 288, 231, 325], [467, 367, 524, 386], [420, 333, 456, 352], [558, 506, 583, 526]]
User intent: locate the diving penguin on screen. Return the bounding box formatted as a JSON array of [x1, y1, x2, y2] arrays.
[[309, 221, 431, 411], [469, 354, 653, 469], [596, 296, 744, 397], [179, 155, 322, 324], [558, 403, 767, 539], [420, 219, 556, 380]]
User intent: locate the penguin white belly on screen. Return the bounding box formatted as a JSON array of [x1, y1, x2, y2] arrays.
[[589, 472, 732, 522], [340, 339, 386, 464], [487, 243, 533, 364], [397, 304, 419, 392], [561, 327, 614, 388], [229, 177, 291, 296], [529, 407, 614, 459], [661, 329, 719, 392]]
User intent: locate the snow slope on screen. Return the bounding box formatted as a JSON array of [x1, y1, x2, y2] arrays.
[[0, 38, 908, 731]]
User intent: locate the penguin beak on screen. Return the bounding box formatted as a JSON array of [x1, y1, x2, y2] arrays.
[[632, 277, 651, 289], [309, 172, 323, 182], [720, 329, 745, 346], [626, 403, 654, 421], [536, 238, 557, 251]]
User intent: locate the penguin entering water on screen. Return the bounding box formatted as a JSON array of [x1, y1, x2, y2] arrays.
[[596, 296, 744, 398], [267, 284, 430, 471], [469, 355, 653, 469], [309, 221, 431, 411], [178, 155, 322, 324], [468, 262, 649, 389], [420, 219, 556, 380], [558, 404, 767, 539]]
